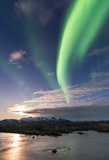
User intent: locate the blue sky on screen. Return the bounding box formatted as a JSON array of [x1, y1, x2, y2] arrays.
[[0, 0, 109, 120]]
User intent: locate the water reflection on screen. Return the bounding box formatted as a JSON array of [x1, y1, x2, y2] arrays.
[[0, 133, 22, 160], [12, 134, 20, 147], [1, 132, 109, 160], [8, 134, 21, 160]]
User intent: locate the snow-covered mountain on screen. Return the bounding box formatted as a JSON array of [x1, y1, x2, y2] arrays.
[[20, 117, 71, 123], [0, 117, 71, 125], [20, 117, 49, 122]]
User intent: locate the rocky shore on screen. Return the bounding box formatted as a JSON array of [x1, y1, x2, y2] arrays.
[[0, 118, 109, 136]]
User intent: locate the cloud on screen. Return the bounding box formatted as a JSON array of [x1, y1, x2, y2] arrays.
[[14, 0, 71, 25], [9, 50, 26, 69], [14, 0, 53, 25], [9, 71, 109, 117], [14, 0, 37, 17], [35, 62, 42, 68], [90, 72, 109, 79], [0, 109, 5, 113], [9, 50, 26, 62], [47, 72, 55, 77], [88, 45, 109, 57]]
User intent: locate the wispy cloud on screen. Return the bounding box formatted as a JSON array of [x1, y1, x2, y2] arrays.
[[88, 45, 109, 57], [14, 0, 71, 25], [9, 50, 26, 62], [14, 0, 53, 25], [9, 50, 26, 69], [47, 72, 55, 77], [14, 0, 37, 17], [90, 71, 109, 79], [35, 62, 42, 69], [9, 71, 109, 117]]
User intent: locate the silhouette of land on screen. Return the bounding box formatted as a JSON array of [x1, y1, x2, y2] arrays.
[[0, 118, 109, 136]]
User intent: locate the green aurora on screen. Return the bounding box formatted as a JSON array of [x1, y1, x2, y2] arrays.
[[57, 0, 109, 103], [23, 18, 58, 90]]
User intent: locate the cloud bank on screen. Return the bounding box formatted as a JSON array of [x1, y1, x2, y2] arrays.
[[9, 71, 109, 118]]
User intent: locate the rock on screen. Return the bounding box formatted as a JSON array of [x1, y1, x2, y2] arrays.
[[77, 131, 84, 135], [52, 149, 57, 153]]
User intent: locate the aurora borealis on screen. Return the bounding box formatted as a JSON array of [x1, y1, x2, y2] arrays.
[[0, 0, 109, 121], [57, 0, 109, 103]]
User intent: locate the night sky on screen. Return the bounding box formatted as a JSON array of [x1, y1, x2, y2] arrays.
[[0, 0, 109, 121]]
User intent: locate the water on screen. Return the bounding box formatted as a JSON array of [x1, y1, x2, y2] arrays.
[[0, 131, 109, 160]]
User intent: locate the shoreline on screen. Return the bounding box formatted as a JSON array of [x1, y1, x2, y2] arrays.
[[0, 121, 109, 136]]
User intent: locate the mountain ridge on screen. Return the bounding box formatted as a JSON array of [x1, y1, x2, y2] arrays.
[[0, 117, 72, 125]]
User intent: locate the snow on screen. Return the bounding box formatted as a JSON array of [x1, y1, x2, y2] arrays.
[[20, 117, 63, 122]]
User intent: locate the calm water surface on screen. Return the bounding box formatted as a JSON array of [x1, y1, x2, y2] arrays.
[[0, 131, 109, 160]]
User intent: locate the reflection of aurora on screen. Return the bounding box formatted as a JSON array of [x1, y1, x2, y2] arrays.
[[57, 0, 109, 103]]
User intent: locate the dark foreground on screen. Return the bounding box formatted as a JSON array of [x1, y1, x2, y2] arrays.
[[0, 120, 109, 136]]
